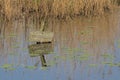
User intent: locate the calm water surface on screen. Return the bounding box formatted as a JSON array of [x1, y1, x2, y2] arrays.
[[0, 11, 120, 80]]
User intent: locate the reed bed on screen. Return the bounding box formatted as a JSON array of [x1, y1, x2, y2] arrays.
[[0, 0, 118, 20]]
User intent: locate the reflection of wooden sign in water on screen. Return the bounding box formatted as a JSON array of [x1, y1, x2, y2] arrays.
[[28, 43, 53, 67]]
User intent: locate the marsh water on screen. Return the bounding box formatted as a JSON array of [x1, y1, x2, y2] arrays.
[[0, 10, 120, 80]]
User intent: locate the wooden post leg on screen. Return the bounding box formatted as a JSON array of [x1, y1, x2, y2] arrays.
[[40, 55, 47, 67]]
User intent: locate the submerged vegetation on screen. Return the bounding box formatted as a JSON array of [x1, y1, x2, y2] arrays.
[[0, 64, 16, 71], [0, 0, 119, 20]]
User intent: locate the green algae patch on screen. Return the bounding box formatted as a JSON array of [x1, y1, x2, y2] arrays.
[[25, 66, 37, 70], [78, 53, 92, 61], [101, 54, 114, 59], [7, 33, 17, 37], [0, 64, 16, 71], [102, 62, 117, 67], [89, 64, 98, 67], [40, 67, 48, 70]]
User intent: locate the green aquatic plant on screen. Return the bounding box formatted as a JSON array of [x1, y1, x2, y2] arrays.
[[74, 48, 86, 53], [80, 41, 89, 45], [0, 64, 16, 71], [7, 33, 17, 37], [29, 53, 40, 57], [7, 68, 16, 71], [80, 53, 92, 57], [0, 64, 13, 69], [78, 53, 92, 61], [89, 64, 98, 67], [25, 66, 37, 70], [40, 67, 48, 70], [101, 53, 114, 59], [101, 62, 120, 67], [102, 62, 117, 66]]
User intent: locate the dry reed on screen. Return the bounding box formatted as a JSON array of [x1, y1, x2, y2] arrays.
[[0, 0, 118, 20]]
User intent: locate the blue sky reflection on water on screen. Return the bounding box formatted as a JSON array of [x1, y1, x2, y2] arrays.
[[0, 57, 120, 80], [1, 13, 120, 80], [0, 40, 120, 80]]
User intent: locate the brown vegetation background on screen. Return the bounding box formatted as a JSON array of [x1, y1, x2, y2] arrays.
[[0, 0, 118, 20]]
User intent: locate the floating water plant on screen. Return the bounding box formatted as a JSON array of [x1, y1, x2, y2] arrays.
[[80, 53, 92, 57], [0, 64, 13, 69], [29, 53, 40, 57], [0, 64, 16, 71], [4, 67, 16, 71], [79, 57, 89, 61], [25, 66, 37, 70], [7, 33, 17, 37], [40, 67, 48, 70], [101, 54, 114, 59], [80, 41, 89, 45], [89, 64, 98, 67], [101, 62, 117, 67], [78, 53, 91, 61]]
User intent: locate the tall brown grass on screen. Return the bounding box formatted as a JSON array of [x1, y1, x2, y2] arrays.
[[0, 0, 118, 20]]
